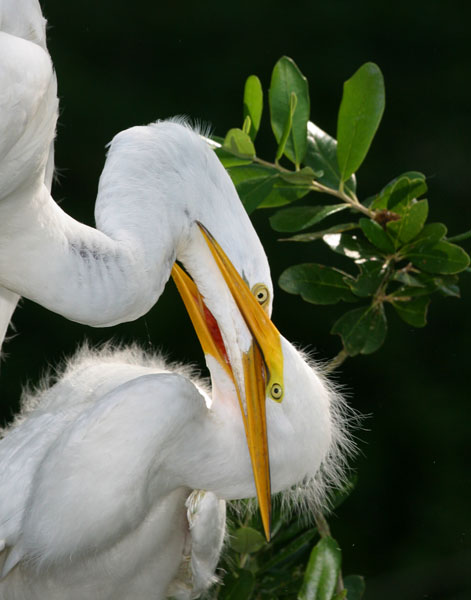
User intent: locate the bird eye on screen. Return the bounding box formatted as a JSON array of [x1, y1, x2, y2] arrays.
[[270, 383, 283, 401], [252, 283, 269, 308]]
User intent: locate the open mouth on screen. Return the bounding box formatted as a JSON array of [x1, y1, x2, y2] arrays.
[[171, 262, 234, 385], [170, 223, 285, 540]]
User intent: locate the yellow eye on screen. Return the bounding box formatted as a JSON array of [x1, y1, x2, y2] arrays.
[[252, 283, 269, 308], [270, 383, 283, 401]]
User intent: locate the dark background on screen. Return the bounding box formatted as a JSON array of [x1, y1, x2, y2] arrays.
[[2, 1, 470, 598]]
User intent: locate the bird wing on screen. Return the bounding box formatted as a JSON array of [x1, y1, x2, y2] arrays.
[[0, 10, 57, 352], [0, 30, 57, 199], [0, 365, 210, 576], [167, 490, 226, 598], [0, 409, 74, 575]]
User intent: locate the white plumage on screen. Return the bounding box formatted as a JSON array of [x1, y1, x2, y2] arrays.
[[0, 0, 56, 350], [0, 1, 352, 598], [0, 345, 348, 599]]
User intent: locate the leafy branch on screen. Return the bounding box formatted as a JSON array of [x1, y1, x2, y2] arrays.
[[210, 56, 469, 367], [206, 55, 470, 600]]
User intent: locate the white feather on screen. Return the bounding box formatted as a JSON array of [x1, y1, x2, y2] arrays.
[[0, 4, 354, 598], [0, 343, 351, 599]]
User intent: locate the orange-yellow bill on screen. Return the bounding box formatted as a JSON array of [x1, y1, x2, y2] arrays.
[[197, 222, 284, 403], [171, 264, 233, 383], [171, 227, 284, 541], [243, 342, 272, 540]]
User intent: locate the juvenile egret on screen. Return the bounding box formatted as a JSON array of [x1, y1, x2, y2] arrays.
[[0, 1, 352, 598]]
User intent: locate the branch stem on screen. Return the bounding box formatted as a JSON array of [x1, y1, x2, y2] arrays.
[[251, 154, 376, 219], [325, 348, 349, 373], [210, 136, 377, 219]]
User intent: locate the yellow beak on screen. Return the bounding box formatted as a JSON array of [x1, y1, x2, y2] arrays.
[[171, 224, 284, 541]]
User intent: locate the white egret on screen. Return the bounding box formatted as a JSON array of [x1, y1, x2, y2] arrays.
[[0, 0, 55, 350], [0, 1, 352, 598]]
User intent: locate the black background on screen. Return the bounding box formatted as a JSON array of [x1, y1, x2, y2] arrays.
[[2, 1, 470, 598]]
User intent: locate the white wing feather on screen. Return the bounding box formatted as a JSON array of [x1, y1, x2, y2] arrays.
[[0, 3, 57, 352], [0, 350, 218, 599]]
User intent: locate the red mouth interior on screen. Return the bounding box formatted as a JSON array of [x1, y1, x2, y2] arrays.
[[188, 284, 231, 367], [202, 302, 230, 367]]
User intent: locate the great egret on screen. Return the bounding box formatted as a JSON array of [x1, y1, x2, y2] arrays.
[[0, 0, 55, 350], [0, 1, 352, 598]]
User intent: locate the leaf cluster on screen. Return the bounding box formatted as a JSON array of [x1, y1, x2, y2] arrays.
[[212, 57, 470, 358], [205, 56, 470, 599], [209, 483, 362, 600]]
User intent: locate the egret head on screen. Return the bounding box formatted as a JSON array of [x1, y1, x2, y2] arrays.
[[172, 222, 351, 539], [172, 223, 278, 538], [108, 119, 352, 539]]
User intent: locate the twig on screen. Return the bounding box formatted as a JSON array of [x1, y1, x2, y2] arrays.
[[212, 137, 377, 220], [325, 349, 349, 373]]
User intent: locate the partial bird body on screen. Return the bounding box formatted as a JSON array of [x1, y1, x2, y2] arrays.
[[0, 0, 56, 350], [0, 345, 345, 599], [0, 348, 226, 599], [0, 1, 352, 598]]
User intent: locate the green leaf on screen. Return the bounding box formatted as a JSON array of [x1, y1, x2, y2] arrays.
[[257, 570, 304, 596], [388, 178, 427, 211], [258, 528, 318, 574], [392, 272, 460, 297], [348, 261, 386, 298], [270, 204, 348, 233], [387, 199, 429, 244], [337, 62, 385, 182], [405, 240, 470, 274], [214, 145, 253, 168], [228, 163, 277, 186], [331, 304, 387, 355], [343, 575, 366, 600], [218, 569, 255, 600], [223, 128, 256, 159], [305, 122, 356, 194], [228, 164, 309, 213], [258, 180, 310, 209], [269, 56, 310, 167], [243, 75, 263, 140], [267, 511, 309, 545], [276, 91, 298, 161], [279, 165, 323, 184], [392, 284, 434, 298], [323, 233, 379, 262], [392, 270, 426, 288], [280, 223, 359, 243], [231, 526, 266, 554], [359, 218, 395, 253], [434, 275, 461, 297], [238, 175, 285, 214], [371, 172, 427, 211], [392, 295, 430, 327], [298, 537, 342, 600], [279, 264, 357, 305], [242, 115, 251, 136], [407, 222, 447, 246]]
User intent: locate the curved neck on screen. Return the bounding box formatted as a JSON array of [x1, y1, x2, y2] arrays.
[[0, 120, 272, 329], [0, 182, 174, 326]]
